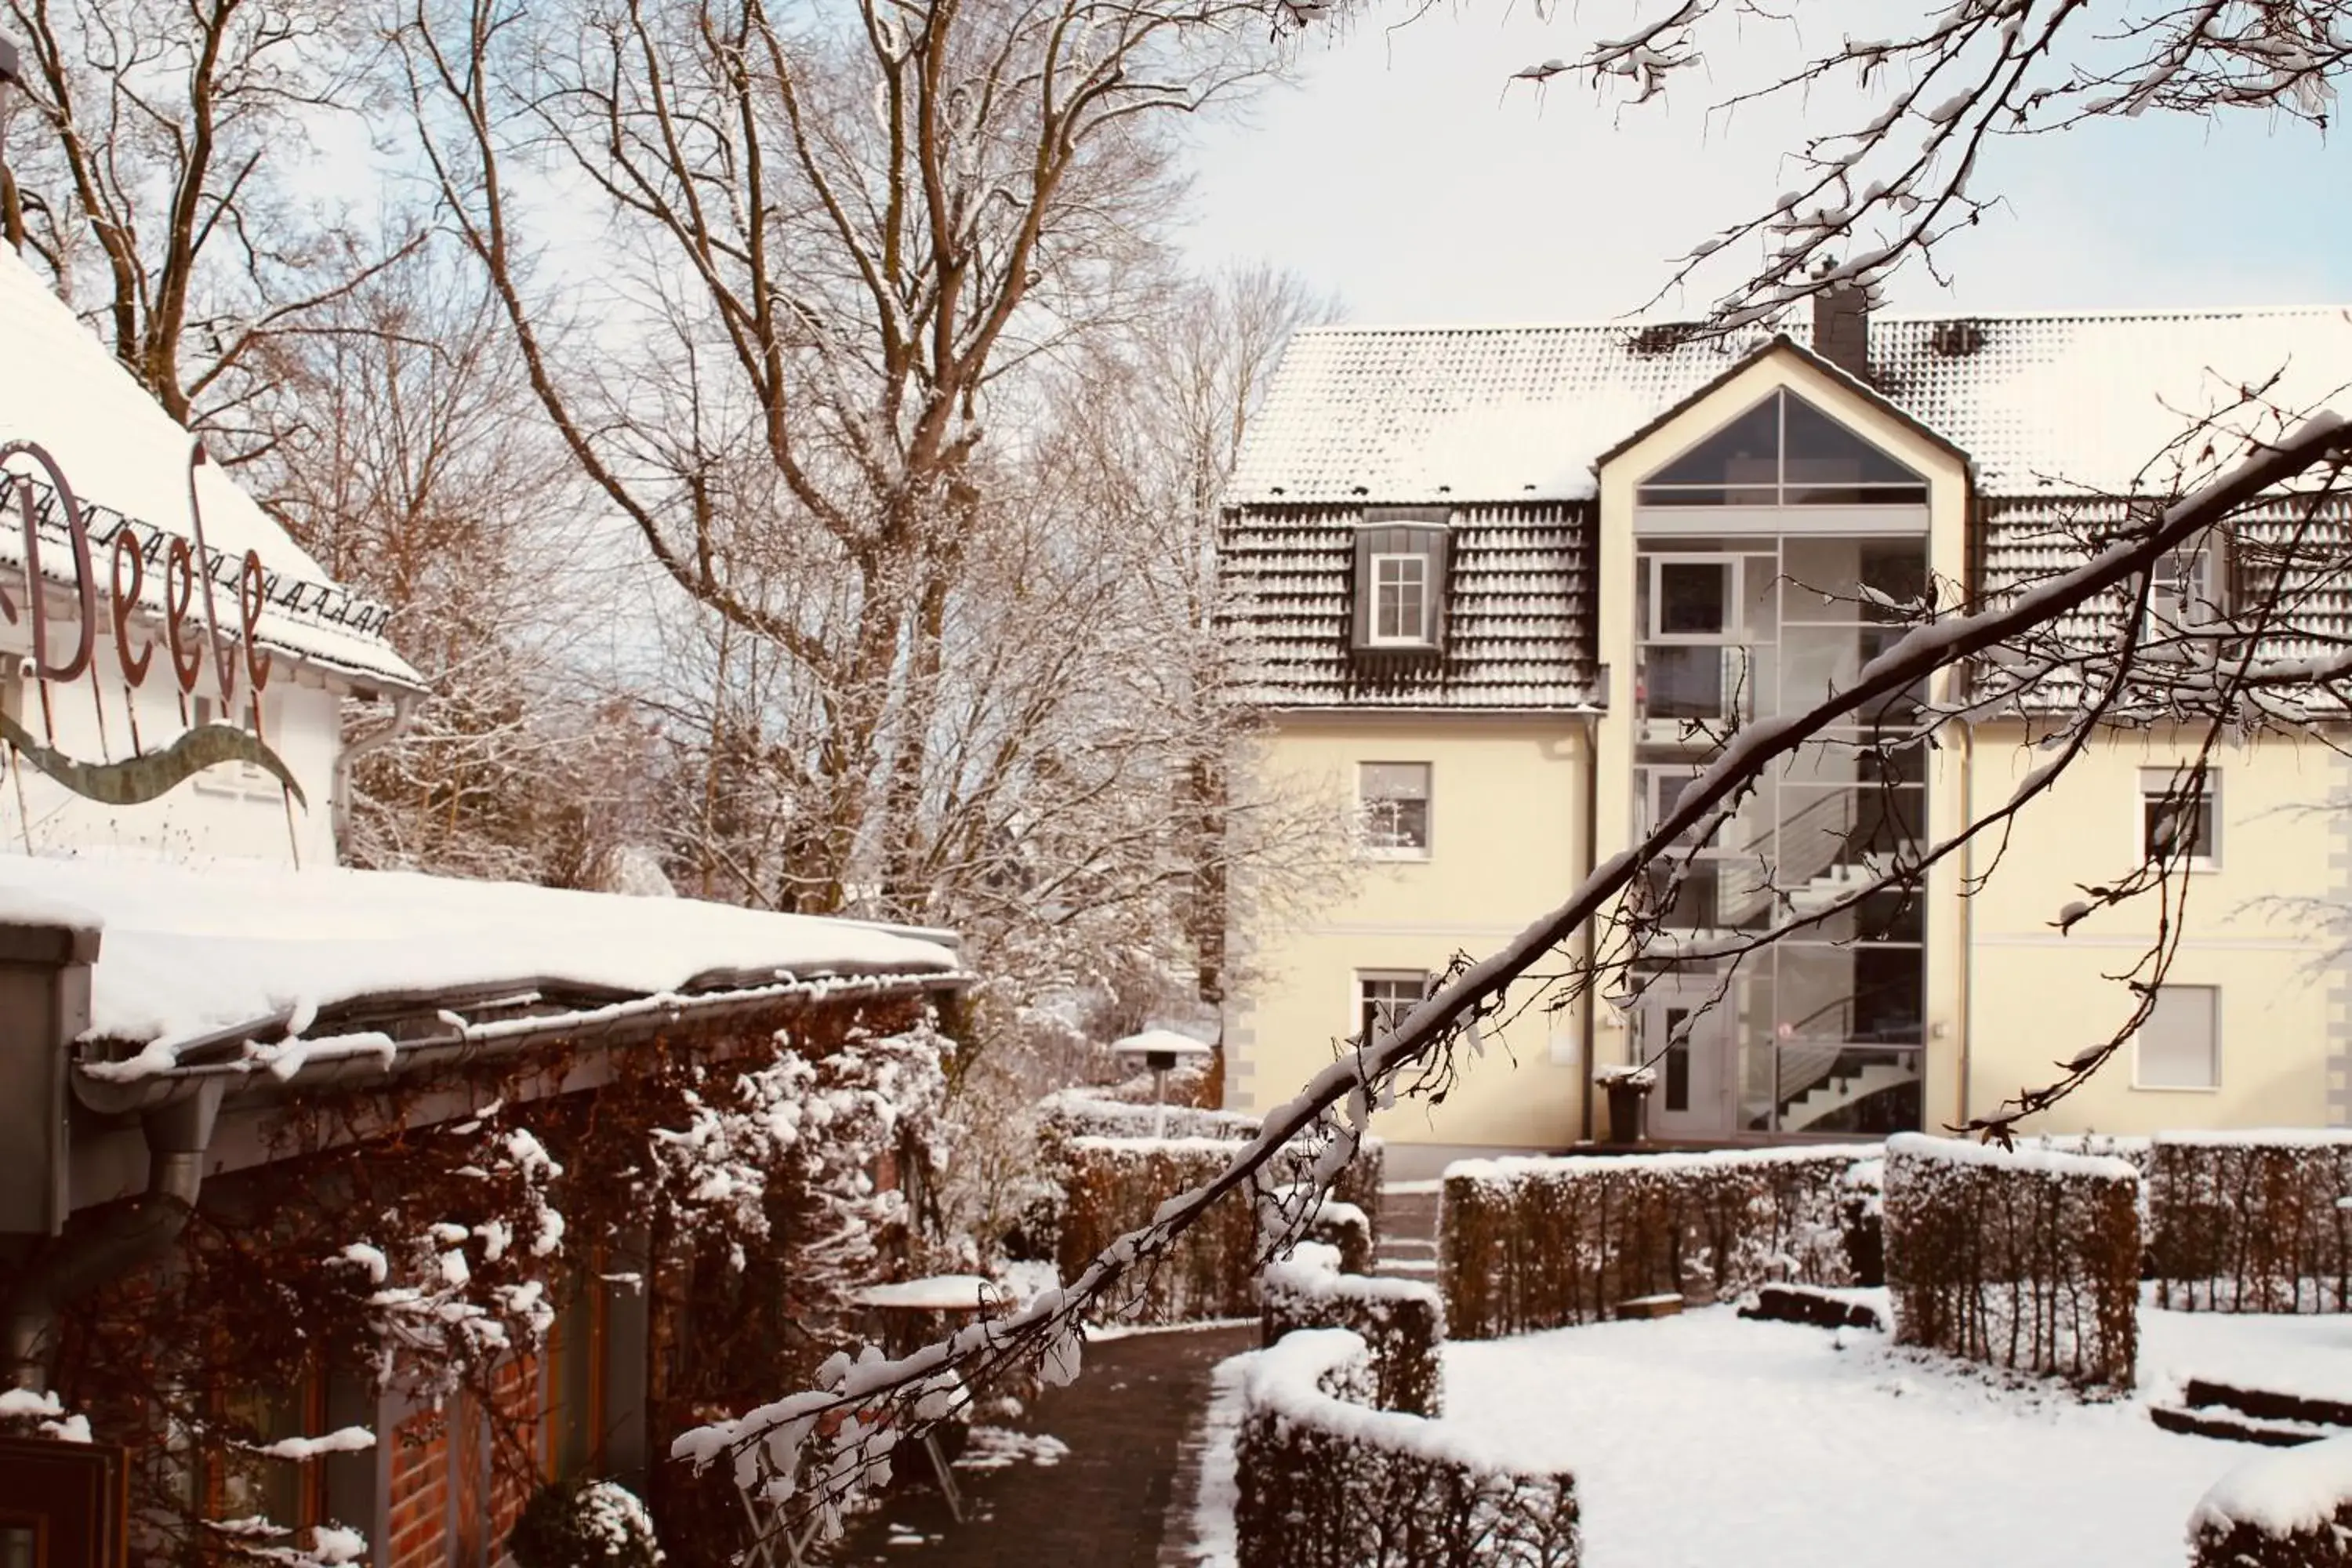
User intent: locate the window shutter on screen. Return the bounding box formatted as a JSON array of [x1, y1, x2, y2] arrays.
[[1424, 524, 1454, 650], [1350, 527, 1378, 651]]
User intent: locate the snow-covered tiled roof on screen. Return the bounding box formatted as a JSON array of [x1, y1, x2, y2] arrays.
[[1223, 502, 1595, 709], [0, 249, 423, 693], [1229, 307, 2352, 504]]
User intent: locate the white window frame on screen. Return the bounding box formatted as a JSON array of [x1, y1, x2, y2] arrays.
[[2132, 984, 2222, 1092], [1356, 761, 1432, 860], [1644, 554, 1744, 644], [2140, 767, 2220, 872], [2150, 544, 2225, 631], [1367, 552, 1432, 646], [1356, 970, 1432, 1047]]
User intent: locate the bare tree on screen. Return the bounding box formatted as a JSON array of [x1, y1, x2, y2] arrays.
[[258, 238, 655, 884], [396, 0, 1281, 917], [1467, 0, 2351, 323], [0, 0, 419, 456]]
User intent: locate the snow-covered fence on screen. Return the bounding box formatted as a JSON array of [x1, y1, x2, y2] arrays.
[[1440, 1145, 1871, 1338], [1261, 1243, 1446, 1416], [1882, 1133, 2140, 1392], [1233, 1328, 1580, 1567], [2187, 1432, 2352, 1566], [2149, 1131, 2352, 1313]]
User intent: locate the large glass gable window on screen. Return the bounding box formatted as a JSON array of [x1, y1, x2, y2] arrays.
[[1639, 389, 1928, 507]]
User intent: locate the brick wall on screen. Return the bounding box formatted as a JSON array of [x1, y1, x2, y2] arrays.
[[385, 1412, 450, 1568], [489, 1353, 545, 1550]]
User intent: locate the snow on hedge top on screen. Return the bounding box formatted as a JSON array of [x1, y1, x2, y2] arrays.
[[2154, 1128, 2352, 1149], [2192, 1432, 2352, 1539], [1228, 307, 2352, 505], [1885, 1131, 2138, 1183], [0, 851, 957, 1046], [1243, 1328, 1562, 1476], [1446, 1142, 1875, 1185], [0, 247, 420, 691]]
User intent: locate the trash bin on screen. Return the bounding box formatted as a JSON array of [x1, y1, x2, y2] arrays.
[[1601, 1073, 1654, 1145]]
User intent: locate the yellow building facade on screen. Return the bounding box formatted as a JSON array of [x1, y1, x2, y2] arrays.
[[1220, 299, 2352, 1169]]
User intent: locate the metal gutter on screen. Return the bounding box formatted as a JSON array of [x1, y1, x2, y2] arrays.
[[72, 968, 975, 1118]]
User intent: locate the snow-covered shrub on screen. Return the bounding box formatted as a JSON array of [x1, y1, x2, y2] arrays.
[[1882, 1133, 2140, 1392], [509, 1478, 665, 1568], [1301, 1198, 1375, 1275], [2148, 1131, 2352, 1313], [2188, 1432, 2352, 1566], [1232, 1328, 1577, 1568], [1441, 1145, 1872, 1339], [1038, 1091, 1386, 1222], [1839, 1157, 1886, 1288], [1261, 1248, 1445, 1416], [1055, 1136, 1263, 1322]]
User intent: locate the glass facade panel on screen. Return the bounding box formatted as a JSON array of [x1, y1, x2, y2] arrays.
[[1629, 526, 1931, 1138]]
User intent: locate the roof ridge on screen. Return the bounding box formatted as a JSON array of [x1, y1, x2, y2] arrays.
[[1293, 304, 2352, 337]]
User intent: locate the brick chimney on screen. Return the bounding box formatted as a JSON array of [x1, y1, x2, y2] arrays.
[[1812, 277, 1873, 382]]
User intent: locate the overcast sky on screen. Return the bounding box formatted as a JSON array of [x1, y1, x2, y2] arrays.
[[1175, 4, 2352, 325]]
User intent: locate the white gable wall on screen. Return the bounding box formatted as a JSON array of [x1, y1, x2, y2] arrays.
[[0, 609, 342, 868]]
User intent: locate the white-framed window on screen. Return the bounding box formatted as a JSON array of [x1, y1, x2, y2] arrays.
[[2141, 767, 2219, 869], [1369, 553, 1430, 645], [1357, 762, 1432, 857], [1645, 555, 1742, 642], [2149, 544, 2226, 632], [1357, 971, 1430, 1046], [2133, 984, 2220, 1091]]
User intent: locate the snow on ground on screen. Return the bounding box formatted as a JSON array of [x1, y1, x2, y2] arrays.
[[953, 1427, 1072, 1472], [1438, 1302, 2325, 1567], [1189, 1298, 2350, 1568]]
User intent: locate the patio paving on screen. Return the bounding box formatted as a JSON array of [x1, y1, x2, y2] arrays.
[[831, 1322, 1256, 1567]]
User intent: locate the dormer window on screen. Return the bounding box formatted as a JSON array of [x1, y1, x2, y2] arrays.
[[1351, 513, 1451, 654], [1639, 389, 1927, 507], [1370, 554, 1429, 644]]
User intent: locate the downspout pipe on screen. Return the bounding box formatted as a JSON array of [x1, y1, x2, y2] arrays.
[[1578, 710, 1601, 1147], [332, 691, 421, 855], [5, 1078, 222, 1392]]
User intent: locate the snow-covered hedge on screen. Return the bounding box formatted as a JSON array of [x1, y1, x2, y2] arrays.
[[1038, 1091, 1385, 1221], [2188, 1432, 2352, 1566], [1053, 1135, 1263, 1322], [1261, 1245, 1445, 1417], [1233, 1328, 1579, 1567], [1039, 1093, 1385, 1323], [1882, 1134, 2140, 1392], [1439, 1145, 1873, 1338], [1304, 1197, 1375, 1275], [2149, 1131, 2352, 1313]]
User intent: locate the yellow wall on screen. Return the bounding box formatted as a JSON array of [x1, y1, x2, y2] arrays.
[[1229, 712, 1593, 1149], [1590, 348, 1976, 1131], [1962, 722, 2344, 1134]]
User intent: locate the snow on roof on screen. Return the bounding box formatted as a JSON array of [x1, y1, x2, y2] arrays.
[[0, 249, 422, 692], [1111, 1028, 1214, 1060], [0, 851, 958, 1047], [1229, 307, 2352, 504]]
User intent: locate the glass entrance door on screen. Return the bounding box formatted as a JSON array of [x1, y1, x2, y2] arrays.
[[1642, 982, 1736, 1138]]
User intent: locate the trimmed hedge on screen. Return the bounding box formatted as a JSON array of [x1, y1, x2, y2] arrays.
[[1883, 1133, 2140, 1392], [1304, 1198, 1376, 1275], [1262, 1249, 1446, 1416], [1234, 1328, 1580, 1568], [2188, 1433, 2352, 1566], [2150, 1131, 2352, 1313], [1040, 1091, 1385, 1227], [1054, 1135, 1263, 1322], [1440, 1145, 1873, 1339]]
